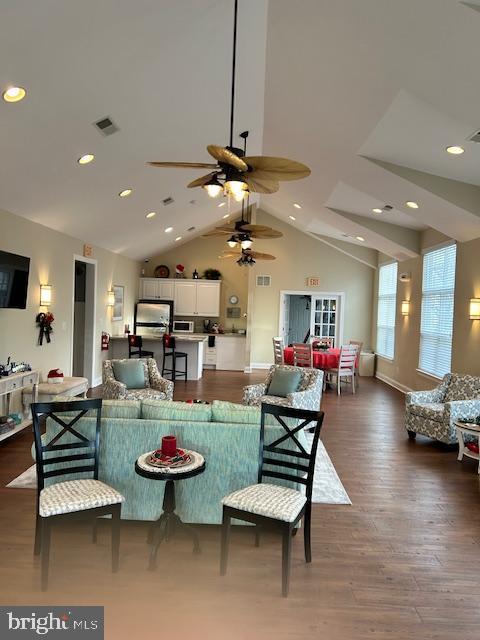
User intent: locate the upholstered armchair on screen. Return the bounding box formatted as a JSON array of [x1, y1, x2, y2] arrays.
[[405, 373, 480, 444], [102, 358, 174, 401], [243, 365, 323, 411]]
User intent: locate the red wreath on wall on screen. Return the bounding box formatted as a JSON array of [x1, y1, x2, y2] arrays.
[[36, 312, 54, 345]]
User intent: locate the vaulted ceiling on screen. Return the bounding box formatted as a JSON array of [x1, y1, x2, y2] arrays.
[[1, 0, 480, 261]]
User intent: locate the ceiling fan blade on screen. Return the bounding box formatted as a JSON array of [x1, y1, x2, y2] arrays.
[[187, 172, 217, 188], [249, 230, 283, 239], [148, 161, 218, 169], [237, 224, 283, 239], [244, 176, 279, 194], [250, 251, 276, 260], [201, 228, 234, 237], [244, 156, 311, 181], [207, 145, 248, 171]]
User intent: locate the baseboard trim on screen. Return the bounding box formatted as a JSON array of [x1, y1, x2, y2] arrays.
[[375, 372, 412, 394], [250, 362, 272, 370]]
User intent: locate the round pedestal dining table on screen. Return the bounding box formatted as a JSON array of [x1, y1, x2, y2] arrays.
[[283, 346, 341, 369]]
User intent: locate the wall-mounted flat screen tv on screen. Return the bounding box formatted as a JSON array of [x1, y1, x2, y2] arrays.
[[0, 250, 31, 309]]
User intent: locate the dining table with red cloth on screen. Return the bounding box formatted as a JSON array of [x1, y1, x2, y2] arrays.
[[283, 347, 341, 369]]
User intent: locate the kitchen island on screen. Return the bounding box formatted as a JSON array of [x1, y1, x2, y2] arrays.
[[109, 334, 207, 380]]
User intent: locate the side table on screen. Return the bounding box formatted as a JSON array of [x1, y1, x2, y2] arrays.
[[135, 450, 206, 569], [455, 421, 480, 474]]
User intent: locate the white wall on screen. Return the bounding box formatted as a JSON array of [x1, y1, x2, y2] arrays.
[[0, 208, 140, 395]]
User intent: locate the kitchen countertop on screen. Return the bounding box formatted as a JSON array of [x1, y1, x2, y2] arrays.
[[110, 334, 207, 343]]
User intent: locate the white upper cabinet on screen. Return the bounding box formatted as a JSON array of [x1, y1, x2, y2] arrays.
[[139, 278, 220, 316], [139, 278, 174, 300], [174, 281, 198, 316], [196, 281, 220, 316]]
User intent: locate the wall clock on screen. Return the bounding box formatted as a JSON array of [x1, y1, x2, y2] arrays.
[[229, 294, 239, 305]]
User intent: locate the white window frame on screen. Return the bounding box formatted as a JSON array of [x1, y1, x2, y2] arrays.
[[418, 242, 456, 379], [376, 261, 398, 360]]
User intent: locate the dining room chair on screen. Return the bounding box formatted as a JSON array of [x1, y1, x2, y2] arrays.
[[128, 334, 154, 359], [292, 342, 312, 367], [272, 336, 285, 365], [325, 344, 358, 395], [349, 340, 363, 387], [31, 398, 125, 590], [220, 403, 325, 597]]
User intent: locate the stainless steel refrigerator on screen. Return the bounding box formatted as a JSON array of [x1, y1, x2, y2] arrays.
[[134, 300, 173, 336]]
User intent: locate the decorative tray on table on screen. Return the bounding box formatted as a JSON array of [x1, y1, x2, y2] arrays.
[[146, 448, 192, 468]]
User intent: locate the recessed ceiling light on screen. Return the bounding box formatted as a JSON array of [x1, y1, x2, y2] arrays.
[[164, 227, 173, 233], [293, 203, 302, 209], [372, 208, 383, 214], [119, 189, 132, 198], [175, 236, 182, 242], [289, 215, 296, 221], [218, 202, 226, 208], [446, 145, 465, 155], [78, 154, 95, 165], [405, 201, 419, 209], [145, 211, 156, 219], [355, 236, 365, 242], [2, 86, 26, 103], [222, 213, 230, 219]]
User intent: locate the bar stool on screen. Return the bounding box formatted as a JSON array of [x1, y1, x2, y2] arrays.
[[162, 335, 188, 382], [128, 335, 154, 359]]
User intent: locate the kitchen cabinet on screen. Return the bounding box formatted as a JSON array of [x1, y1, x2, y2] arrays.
[[215, 335, 246, 371], [174, 280, 220, 317], [139, 278, 220, 316], [139, 278, 174, 300]]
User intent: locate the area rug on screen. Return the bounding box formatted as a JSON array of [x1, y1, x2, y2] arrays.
[[6, 442, 351, 505]]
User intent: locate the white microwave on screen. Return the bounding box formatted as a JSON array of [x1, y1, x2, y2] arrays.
[[173, 320, 194, 333]]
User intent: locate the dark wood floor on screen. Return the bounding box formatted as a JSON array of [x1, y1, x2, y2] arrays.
[[2, 372, 480, 639]]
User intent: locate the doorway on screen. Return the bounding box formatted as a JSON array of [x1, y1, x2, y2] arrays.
[[279, 291, 345, 347], [72, 257, 96, 384]]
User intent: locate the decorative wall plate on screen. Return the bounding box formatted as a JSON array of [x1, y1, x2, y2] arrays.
[[154, 265, 170, 278]]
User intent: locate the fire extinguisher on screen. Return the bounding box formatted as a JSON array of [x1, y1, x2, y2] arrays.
[[101, 332, 110, 351]]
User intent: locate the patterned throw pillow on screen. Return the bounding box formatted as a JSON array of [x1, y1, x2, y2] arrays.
[[444, 373, 480, 403]]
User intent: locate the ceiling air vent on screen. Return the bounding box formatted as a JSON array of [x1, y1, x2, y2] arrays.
[[256, 275, 271, 287], [468, 130, 480, 143], [162, 197, 174, 206], [93, 116, 119, 137], [383, 204, 393, 212]]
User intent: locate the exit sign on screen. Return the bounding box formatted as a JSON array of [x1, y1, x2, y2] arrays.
[[306, 277, 320, 287]]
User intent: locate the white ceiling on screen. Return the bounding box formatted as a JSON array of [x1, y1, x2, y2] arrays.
[[0, 0, 267, 259], [2, 0, 480, 261]]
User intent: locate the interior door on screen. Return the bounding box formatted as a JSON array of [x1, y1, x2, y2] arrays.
[[311, 296, 339, 346]]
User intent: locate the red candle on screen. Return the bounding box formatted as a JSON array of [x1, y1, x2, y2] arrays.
[[162, 435, 177, 456]]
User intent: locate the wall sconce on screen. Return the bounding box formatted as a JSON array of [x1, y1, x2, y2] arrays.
[[401, 300, 410, 316], [107, 290, 115, 307], [469, 298, 480, 320], [40, 284, 52, 307]]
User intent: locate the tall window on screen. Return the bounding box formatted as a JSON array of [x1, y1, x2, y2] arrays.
[[376, 262, 398, 359], [419, 243, 457, 377]]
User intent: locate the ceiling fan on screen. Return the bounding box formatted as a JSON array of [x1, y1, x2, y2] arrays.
[[220, 248, 276, 267], [148, 0, 310, 202]]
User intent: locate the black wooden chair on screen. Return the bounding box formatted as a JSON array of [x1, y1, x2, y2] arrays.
[[161, 334, 188, 382], [220, 403, 324, 597], [31, 398, 125, 590], [128, 334, 154, 359]]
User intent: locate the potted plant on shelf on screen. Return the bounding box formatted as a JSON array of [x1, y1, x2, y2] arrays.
[[203, 268, 222, 280]]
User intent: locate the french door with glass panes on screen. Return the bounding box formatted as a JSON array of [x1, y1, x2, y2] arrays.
[[311, 296, 339, 347]]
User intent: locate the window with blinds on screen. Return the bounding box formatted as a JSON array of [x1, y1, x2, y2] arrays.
[[419, 243, 456, 377], [376, 262, 398, 359]]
